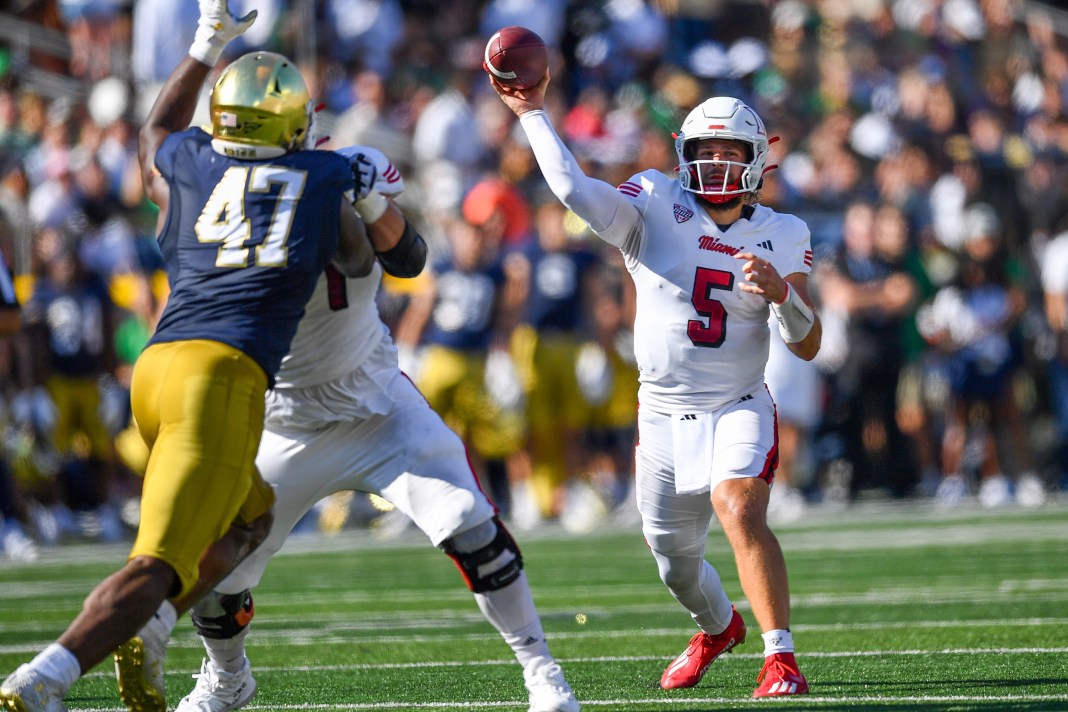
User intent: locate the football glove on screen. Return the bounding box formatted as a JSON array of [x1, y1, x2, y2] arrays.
[[189, 0, 258, 67], [349, 152, 389, 221], [350, 152, 378, 204]]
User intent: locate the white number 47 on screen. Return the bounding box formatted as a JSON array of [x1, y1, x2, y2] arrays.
[[195, 165, 308, 268]]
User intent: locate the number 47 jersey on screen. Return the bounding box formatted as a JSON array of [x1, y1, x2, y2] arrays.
[[616, 169, 812, 415], [148, 128, 354, 385]]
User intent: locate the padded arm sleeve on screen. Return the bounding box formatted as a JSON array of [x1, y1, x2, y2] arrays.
[[376, 220, 427, 278], [519, 110, 640, 249]]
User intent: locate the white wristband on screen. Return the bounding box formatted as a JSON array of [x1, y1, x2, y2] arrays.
[[771, 283, 814, 343], [189, 29, 226, 67], [353, 190, 388, 223]]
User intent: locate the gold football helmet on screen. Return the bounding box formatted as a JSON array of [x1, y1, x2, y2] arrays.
[[209, 51, 311, 154]]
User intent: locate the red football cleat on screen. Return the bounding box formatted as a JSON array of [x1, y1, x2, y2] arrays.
[[660, 606, 747, 689], [753, 652, 809, 697]]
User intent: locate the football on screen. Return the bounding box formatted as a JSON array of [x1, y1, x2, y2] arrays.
[[483, 26, 548, 90]]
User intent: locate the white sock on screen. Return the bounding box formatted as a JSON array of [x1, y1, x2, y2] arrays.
[[202, 627, 250, 674], [31, 643, 80, 690], [474, 572, 552, 669], [155, 600, 178, 633], [762, 629, 794, 656]]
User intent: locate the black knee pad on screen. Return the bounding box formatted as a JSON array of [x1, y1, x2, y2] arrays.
[[440, 516, 523, 593], [190, 589, 254, 640]]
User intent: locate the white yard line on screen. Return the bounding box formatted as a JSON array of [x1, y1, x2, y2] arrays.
[[60, 691, 1068, 711]]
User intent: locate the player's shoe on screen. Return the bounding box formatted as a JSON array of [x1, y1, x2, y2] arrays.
[[0, 664, 67, 711], [659, 606, 746, 689], [175, 658, 256, 712], [752, 652, 808, 697], [523, 656, 580, 712], [114, 611, 170, 712]]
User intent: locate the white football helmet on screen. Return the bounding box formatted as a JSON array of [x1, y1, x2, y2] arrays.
[[675, 97, 770, 204]]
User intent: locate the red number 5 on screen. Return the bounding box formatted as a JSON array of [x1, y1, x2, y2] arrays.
[[688, 267, 732, 347]]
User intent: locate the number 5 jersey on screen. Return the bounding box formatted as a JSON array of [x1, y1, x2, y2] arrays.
[[615, 170, 812, 414]]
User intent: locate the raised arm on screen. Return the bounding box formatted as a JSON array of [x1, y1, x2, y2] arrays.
[[139, 0, 257, 214], [488, 73, 640, 249]]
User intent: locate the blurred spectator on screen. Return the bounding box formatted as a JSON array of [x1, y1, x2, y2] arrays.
[[480, 0, 567, 52], [411, 56, 492, 215], [1039, 224, 1068, 493], [330, 70, 414, 170], [0, 161, 32, 281], [461, 176, 532, 248], [57, 0, 125, 80], [0, 246, 38, 561], [581, 246, 637, 517], [321, 0, 406, 76], [764, 310, 822, 519], [394, 217, 525, 519], [508, 200, 602, 524], [22, 245, 124, 539], [819, 200, 919, 499], [130, 0, 198, 121], [0, 89, 37, 162], [917, 203, 1043, 507]]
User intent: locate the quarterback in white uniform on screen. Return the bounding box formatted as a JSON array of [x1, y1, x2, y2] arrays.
[[125, 147, 579, 712], [491, 72, 820, 699]]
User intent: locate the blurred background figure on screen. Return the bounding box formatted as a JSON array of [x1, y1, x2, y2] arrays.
[[508, 199, 603, 526], [918, 204, 1043, 507], [817, 200, 920, 501], [764, 311, 823, 520], [1040, 220, 1068, 494], [22, 243, 124, 541], [395, 216, 525, 523]]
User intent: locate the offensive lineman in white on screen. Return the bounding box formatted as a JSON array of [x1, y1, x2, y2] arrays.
[[489, 69, 820, 698], [118, 147, 580, 712]]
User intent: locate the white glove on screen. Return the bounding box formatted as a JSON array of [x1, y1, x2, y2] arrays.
[[189, 0, 258, 67]]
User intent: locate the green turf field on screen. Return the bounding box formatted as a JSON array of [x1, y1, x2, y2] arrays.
[[2, 500, 1067, 710]]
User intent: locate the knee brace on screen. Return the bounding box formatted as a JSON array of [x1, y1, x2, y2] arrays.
[[440, 516, 523, 593], [190, 589, 254, 640]]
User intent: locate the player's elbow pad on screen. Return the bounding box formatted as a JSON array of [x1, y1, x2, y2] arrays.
[[376, 221, 427, 278]]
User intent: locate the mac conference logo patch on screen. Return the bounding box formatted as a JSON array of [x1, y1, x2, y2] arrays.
[[673, 203, 694, 223]]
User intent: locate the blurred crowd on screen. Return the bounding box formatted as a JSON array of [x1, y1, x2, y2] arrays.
[[1, 0, 1067, 561]]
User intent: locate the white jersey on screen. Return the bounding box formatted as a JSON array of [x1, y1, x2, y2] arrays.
[[271, 146, 404, 392], [617, 171, 811, 413], [519, 110, 812, 415], [211, 146, 498, 595]]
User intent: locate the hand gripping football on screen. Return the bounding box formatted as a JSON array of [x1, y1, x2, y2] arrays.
[[483, 26, 548, 90]]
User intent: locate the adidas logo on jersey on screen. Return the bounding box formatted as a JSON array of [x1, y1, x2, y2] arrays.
[[758, 240, 774, 251]]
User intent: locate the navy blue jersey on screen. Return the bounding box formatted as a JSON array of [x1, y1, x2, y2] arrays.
[[149, 128, 352, 384], [27, 272, 111, 377], [520, 244, 600, 332], [424, 258, 506, 352]]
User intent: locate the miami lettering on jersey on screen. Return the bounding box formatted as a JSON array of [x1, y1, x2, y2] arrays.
[[697, 235, 742, 255]]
